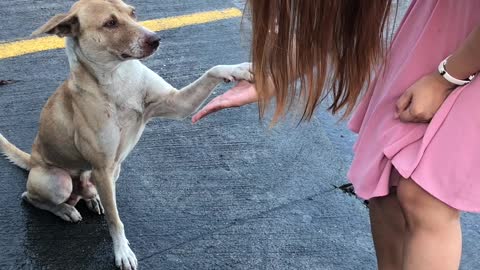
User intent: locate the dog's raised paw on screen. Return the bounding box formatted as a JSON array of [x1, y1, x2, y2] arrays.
[[210, 62, 253, 83], [230, 62, 253, 82]]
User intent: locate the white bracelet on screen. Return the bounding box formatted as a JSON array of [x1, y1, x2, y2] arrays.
[[438, 56, 476, 86]]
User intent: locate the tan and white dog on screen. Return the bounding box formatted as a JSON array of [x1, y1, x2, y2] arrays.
[[0, 0, 252, 269]]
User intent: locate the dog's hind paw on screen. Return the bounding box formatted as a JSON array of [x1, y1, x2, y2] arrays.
[[86, 195, 105, 215], [54, 203, 83, 223]]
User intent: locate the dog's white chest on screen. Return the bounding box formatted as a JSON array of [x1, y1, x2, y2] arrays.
[[110, 97, 145, 163], [98, 62, 149, 163]]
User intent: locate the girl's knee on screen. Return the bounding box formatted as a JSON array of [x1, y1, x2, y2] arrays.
[[396, 179, 421, 214], [397, 179, 459, 229]]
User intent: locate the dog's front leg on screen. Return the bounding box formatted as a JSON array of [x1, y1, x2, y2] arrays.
[[92, 168, 137, 270], [144, 62, 253, 120]]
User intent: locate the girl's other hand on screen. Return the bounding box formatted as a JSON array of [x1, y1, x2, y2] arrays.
[[396, 73, 454, 123]]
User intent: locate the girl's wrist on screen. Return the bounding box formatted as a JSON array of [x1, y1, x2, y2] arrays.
[[432, 71, 456, 90]]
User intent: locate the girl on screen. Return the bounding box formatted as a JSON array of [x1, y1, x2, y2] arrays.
[[193, 1, 480, 269]]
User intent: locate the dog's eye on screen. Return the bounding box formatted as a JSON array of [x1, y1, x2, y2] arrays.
[[103, 19, 118, 28], [131, 10, 136, 19]]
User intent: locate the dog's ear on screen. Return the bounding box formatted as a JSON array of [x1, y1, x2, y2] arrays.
[[31, 13, 79, 37]]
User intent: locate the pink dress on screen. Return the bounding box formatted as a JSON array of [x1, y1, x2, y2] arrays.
[[348, 0, 480, 212]]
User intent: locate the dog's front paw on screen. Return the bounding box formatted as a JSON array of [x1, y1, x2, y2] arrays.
[[209, 62, 253, 83], [114, 242, 138, 270]]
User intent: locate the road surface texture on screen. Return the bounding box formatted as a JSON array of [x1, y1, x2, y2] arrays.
[[1, 0, 479, 269]]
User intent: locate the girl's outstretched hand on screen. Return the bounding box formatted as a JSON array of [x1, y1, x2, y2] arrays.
[[192, 81, 258, 124]]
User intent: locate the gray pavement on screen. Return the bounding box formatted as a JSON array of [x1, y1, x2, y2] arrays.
[[0, 1, 479, 270]]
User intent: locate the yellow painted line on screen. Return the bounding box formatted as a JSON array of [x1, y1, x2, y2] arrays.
[[0, 8, 242, 60]]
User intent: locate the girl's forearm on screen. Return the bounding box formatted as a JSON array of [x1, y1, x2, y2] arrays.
[[445, 25, 480, 80]]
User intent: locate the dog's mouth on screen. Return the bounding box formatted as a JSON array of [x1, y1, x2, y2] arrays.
[[119, 49, 158, 61], [120, 53, 133, 59], [118, 53, 146, 61]]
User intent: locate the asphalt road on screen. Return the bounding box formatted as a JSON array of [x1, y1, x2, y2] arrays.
[[0, 1, 479, 270]]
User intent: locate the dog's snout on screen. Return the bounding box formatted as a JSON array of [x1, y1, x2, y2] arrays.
[[146, 35, 161, 49]]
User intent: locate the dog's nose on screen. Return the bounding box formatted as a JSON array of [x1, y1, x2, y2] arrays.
[[146, 35, 161, 49]]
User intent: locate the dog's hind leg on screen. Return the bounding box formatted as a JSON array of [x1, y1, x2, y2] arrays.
[[22, 166, 82, 222]]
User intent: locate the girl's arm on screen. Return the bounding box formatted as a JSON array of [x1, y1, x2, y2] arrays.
[[396, 25, 480, 123]]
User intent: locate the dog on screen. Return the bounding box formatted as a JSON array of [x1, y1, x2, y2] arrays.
[[0, 0, 252, 269]]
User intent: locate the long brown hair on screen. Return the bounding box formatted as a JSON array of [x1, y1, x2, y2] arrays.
[[247, 0, 393, 123]]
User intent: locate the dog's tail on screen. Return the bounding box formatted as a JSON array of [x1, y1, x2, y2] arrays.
[[0, 133, 31, 171]]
